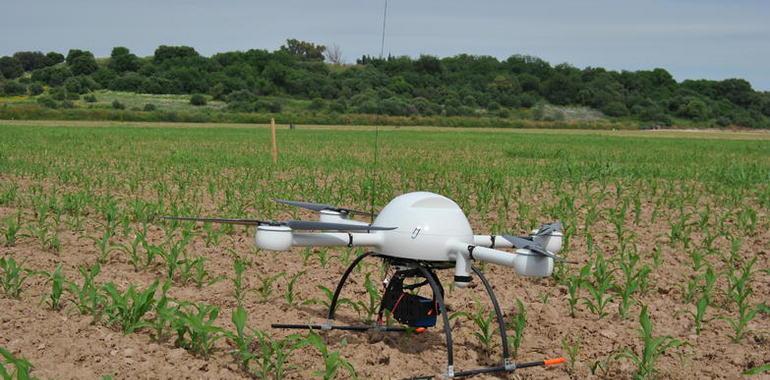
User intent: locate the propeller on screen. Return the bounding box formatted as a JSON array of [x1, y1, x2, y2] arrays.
[[502, 221, 565, 261], [161, 216, 395, 231], [273, 199, 376, 218]]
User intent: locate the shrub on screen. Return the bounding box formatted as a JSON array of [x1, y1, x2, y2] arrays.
[[144, 103, 157, 112], [28, 83, 44, 96], [83, 94, 97, 103], [37, 96, 57, 108], [308, 97, 325, 111], [1, 81, 26, 96], [190, 94, 207, 106], [112, 100, 125, 110]]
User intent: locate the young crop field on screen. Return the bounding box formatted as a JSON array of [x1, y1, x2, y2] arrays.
[[0, 122, 768, 379]]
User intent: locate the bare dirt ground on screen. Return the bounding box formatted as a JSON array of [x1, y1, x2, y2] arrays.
[[0, 124, 768, 379]]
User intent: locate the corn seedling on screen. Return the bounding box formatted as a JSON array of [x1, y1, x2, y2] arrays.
[[102, 280, 159, 334], [148, 281, 176, 342], [299, 331, 357, 380], [356, 272, 382, 323], [308, 285, 358, 316], [0, 257, 34, 299], [581, 254, 614, 319], [173, 301, 225, 357], [561, 334, 580, 374], [232, 257, 249, 306], [0, 347, 34, 380], [722, 258, 764, 342], [2, 214, 23, 247], [67, 263, 104, 321], [616, 248, 651, 319], [615, 305, 685, 379], [284, 270, 306, 306], [256, 271, 285, 303], [507, 298, 527, 359], [688, 267, 716, 335], [42, 265, 65, 311]]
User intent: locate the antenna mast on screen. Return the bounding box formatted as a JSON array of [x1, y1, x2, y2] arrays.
[[379, 0, 388, 58]]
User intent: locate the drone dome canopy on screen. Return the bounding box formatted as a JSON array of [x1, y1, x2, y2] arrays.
[[373, 192, 474, 261]]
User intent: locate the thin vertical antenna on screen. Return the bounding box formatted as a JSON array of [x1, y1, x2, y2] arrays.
[[379, 0, 388, 58], [369, 125, 380, 224]]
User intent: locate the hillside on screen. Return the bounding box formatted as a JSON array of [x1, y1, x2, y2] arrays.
[[1, 40, 768, 128]]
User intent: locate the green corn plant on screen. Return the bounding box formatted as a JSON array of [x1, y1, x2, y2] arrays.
[[616, 248, 651, 319], [173, 302, 225, 357], [299, 331, 357, 380], [256, 271, 285, 303], [561, 334, 580, 374], [159, 238, 189, 281], [85, 229, 120, 264], [581, 254, 614, 319], [307, 285, 358, 316], [615, 305, 685, 379], [301, 248, 313, 267], [564, 271, 583, 318], [202, 222, 223, 247], [0, 257, 34, 299], [229, 306, 255, 370], [232, 257, 249, 306], [315, 248, 331, 269], [0, 347, 35, 380], [688, 267, 716, 335], [743, 363, 770, 376], [148, 281, 176, 342], [116, 231, 146, 272], [2, 214, 23, 247], [356, 272, 382, 323], [284, 270, 306, 306], [507, 298, 527, 359], [67, 263, 103, 320], [721, 258, 765, 342], [102, 280, 159, 334], [42, 265, 65, 311], [451, 305, 497, 357]]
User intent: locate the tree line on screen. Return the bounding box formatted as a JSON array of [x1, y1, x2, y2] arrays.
[[1, 39, 768, 128]]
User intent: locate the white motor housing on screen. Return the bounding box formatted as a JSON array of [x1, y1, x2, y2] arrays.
[[255, 225, 293, 251]]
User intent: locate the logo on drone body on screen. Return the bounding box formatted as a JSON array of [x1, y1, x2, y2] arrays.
[[411, 227, 421, 239]]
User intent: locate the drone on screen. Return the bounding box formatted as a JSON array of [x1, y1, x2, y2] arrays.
[[165, 191, 566, 378]]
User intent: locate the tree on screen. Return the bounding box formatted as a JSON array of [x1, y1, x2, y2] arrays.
[[280, 39, 326, 60], [12, 51, 49, 71], [66, 50, 98, 75], [153, 45, 199, 63], [109, 46, 140, 72], [46, 52, 65, 65], [0, 56, 24, 79], [325, 44, 343, 65]]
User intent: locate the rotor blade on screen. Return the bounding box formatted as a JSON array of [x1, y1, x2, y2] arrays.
[[273, 198, 376, 217], [501, 234, 563, 261], [162, 216, 268, 225], [284, 220, 396, 231], [273, 199, 332, 212], [534, 221, 563, 236]]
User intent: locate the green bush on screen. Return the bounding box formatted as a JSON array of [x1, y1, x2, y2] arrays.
[[143, 103, 157, 112], [1, 81, 26, 96], [190, 94, 207, 106], [28, 83, 44, 96], [112, 100, 125, 110], [37, 96, 57, 108], [83, 94, 97, 103]]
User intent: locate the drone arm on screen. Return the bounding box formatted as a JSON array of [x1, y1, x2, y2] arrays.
[[472, 235, 515, 249], [291, 232, 382, 248], [449, 241, 553, 278]]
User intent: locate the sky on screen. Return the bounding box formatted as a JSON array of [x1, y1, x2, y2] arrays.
[[2, 0, 769, 90]]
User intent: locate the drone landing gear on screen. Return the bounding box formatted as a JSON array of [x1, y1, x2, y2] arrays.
[[271, 252, 559, 378]]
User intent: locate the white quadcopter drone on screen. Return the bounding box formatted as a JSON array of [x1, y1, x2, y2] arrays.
[[166, 191, 566, 378]]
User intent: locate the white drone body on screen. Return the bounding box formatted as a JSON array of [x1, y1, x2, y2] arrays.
[[253, 192, 562, 287]]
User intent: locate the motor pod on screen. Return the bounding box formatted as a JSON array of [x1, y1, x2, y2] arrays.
[[511, 249, 553, 277], [319, 209, 347, 224], [468, 246, 553, 277], [453, 251, 472, 288], [532, 230, 563, 255], [255, 225, 293, 251]]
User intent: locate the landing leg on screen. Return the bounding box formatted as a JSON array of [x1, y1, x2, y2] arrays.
[[413, 263, 455, 377], [328, 251, 377, 320], [471, 266, 512, 366]]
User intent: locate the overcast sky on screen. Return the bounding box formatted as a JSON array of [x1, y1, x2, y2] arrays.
[[2, 0, 768, 90]]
